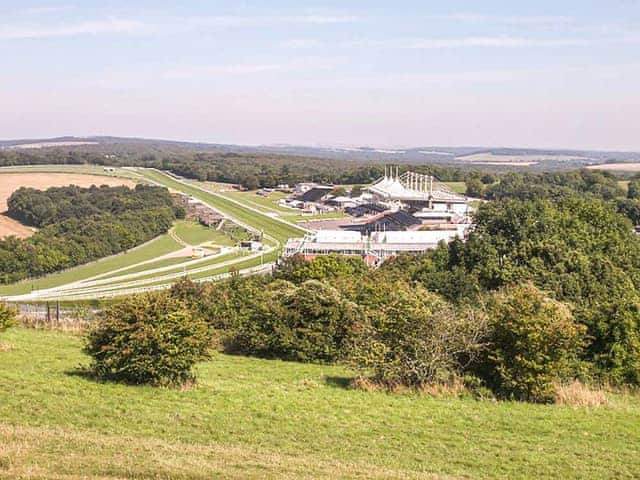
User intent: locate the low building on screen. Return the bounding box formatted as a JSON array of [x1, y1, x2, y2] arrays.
[[241, 240, 264, 251], [284, 227, 471, 264], [299, 186, 333, 203]]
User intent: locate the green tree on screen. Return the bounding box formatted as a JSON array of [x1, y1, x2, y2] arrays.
[[84, 293, 211, 387], [628, 179, 640, 200], [227, 280, 358, 362], [465, 178, 485, 197], [481, 283, 586, 403], [348, 281, 488, 387], [274, 254, 369, 284]]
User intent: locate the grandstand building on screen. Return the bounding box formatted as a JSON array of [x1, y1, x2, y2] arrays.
[[283, 227, 470, 265], [368, 168, 469, 215]]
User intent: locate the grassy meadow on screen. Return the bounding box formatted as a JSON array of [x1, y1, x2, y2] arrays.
[[0, 328, 639, 479], [140, 170, 306, 244], [0, 235, 181, 297], [443, 182, 467, 194], [173, 220, 236, 247]]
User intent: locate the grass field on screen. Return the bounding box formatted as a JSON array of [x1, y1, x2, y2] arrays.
[[140, 170, 306, 244], [97, 256, 195, 280], [588, 163, 640, 172], [618, 180, 630, 193], [0, 164, 142, 180], [0, 235, 181, 297], [173, 220, 236, 246], [444, 182, 467, 194], [222, 190, 292, 213], [1, 328, 639, 479], [282, 212, 348, 223]]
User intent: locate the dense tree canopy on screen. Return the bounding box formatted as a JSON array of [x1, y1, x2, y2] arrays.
[[0, 185, 180, 284], [383, 196, 640, 383]]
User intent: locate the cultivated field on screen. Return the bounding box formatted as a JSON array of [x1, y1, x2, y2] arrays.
[[588, 163, 640, 172], [1, 328, 639, 479], [456, 152, 592, 166], [0, 215, 33, 239], [0, 172, 136, 239]]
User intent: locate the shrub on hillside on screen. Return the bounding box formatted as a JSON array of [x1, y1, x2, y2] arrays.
[[274, 254, 369, 284], [480, 283, 587, 403], [226, 280, 358, 362], [348, 283, 489, 388], [0, 301, 17, 337], [84, 293, 211, 387]]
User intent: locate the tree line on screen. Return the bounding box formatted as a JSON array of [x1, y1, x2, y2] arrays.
[[80, 188, 640, 402], [0, 148, 485, 189], [0, 185, 182, 284]]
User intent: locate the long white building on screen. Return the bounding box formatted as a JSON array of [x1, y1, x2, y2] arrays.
[[283, 227, 470, 264]]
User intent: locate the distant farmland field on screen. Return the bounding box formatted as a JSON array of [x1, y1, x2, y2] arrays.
[[0, 172, 136, 239], [457, 152, 592, 166], [588, 163, 640, 172]]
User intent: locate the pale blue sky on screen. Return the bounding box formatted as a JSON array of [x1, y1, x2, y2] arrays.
[[2, 1, 640, 150]]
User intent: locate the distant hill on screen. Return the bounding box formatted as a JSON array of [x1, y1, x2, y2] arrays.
[[1, 136, 639, 169]]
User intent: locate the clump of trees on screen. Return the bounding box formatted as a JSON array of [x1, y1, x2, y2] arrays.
[[0, 184, 181, 284], [84, 293, 211, 387], [480, 283, 586, 402], [347, 282, 488, 388], [226, 280, 358, 362], [162, 255, 592, 402], [384, 195, 640, 385]]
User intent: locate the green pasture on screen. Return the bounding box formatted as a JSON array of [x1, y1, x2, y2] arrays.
[[173, 220, 236, 246], [139, 170, 306, 244], [0, 235, 181, 297], [444, 181, 467, 194], [1, 328, 638, 479]]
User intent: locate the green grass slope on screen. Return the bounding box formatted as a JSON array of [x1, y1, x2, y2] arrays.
[[0, 234, 181, 297], [1, 328, 639, 479], [173, 220, 236, 246], [139, 170, 306, 244]]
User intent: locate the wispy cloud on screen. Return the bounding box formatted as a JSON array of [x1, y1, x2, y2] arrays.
[[0, 13, 359, 41], [164, 58, 337, 79], [348, 34, 640, 50], [425, 13, 574, 26], [280, 38, 323, 49], [21, 5, 75, 15], [0, 19, 144, 40], [179, 14, 359, 29]]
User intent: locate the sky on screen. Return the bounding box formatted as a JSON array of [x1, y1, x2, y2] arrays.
[[1, 0, 640, 151]]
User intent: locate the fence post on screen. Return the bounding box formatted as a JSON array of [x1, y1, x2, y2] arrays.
[[46, 302, 51, 323], [56, 301, 60, 325]]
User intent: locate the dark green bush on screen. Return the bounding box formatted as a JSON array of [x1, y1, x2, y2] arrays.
[[348, 282, 488, 387], [481, 283, 587, 403], [274, 254, 369, 284], [226, 280, 358, 362], [84, 293, 211, 387]]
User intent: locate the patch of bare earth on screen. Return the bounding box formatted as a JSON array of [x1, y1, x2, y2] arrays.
[[0, 215, 33, 239], [0, 173, 136, 239]]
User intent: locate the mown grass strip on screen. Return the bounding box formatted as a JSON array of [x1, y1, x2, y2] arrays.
[[139, 170, 306, 244]]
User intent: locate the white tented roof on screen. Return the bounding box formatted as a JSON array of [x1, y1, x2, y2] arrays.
[[370, 230, 460, 245], [368, 171, 467, 203], [314, 230, 363, 243]]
